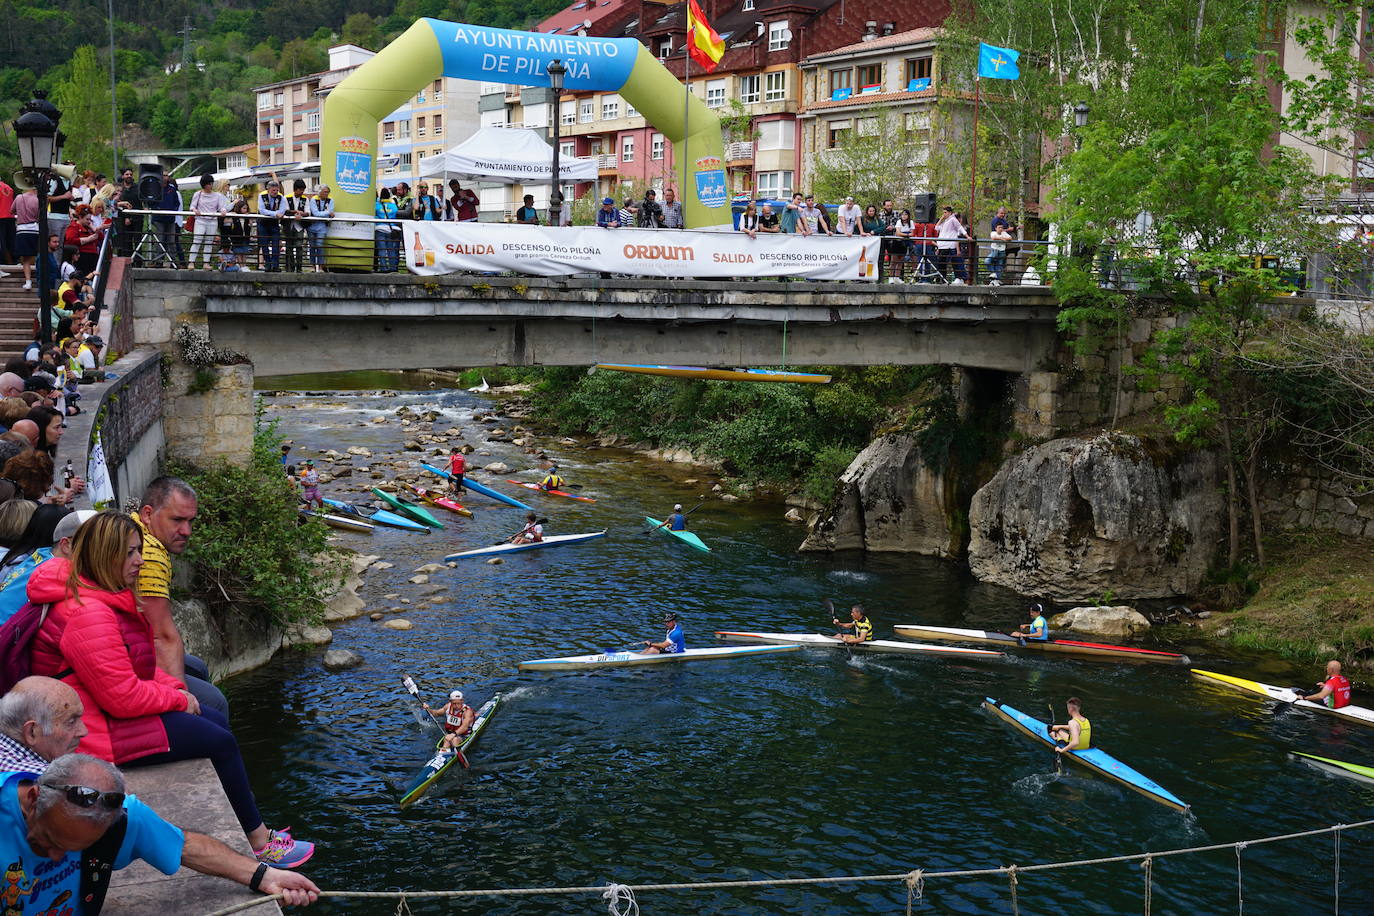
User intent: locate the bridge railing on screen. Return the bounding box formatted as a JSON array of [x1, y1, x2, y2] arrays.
[[112, 210, 1320, 294]]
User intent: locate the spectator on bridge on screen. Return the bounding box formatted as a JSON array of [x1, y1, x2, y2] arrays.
[[861, 204, 882, 237], [446, 179, 479, 222], [413, 182, 442, 221], [757, 203, 780, 234], [637, 189, 663, 228], [223, 198, 255, 270], [283, 180, 310, 272], [188, 174, 229, 271], [780, 193, 808, 235], [306, 187, 334, 273], [115, 167, 143, 261], [26, 406, 64, 459], [393, 182, 415, 221], [14, 185, 39, 290], [891, 209, 916, 266], [935, 206, 968, 284], [2, 451, 74, 504], [78, 335, 103, 374], [738, 201, 761, 239], [88, 196, 110, 234], [596, 197, 621, 229], [515, 194, 540, 226], [804, 195, 833, 235], [836, 196, 862, 236], [618, 197, 638, 228], [0, 374, 23, 399], [661, 187, 684, 228], [152, 175, 183, 268], [63, 208, 101, 275], [987, 210, 1015, 285], [374, 188, 400, 272], [257, 179, 287, 272]]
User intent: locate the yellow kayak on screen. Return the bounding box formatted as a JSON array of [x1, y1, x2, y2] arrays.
[[1191, 669, 1374, 728]]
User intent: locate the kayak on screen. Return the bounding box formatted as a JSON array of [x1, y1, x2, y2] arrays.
[[420, 463, 533, 510], [404, 483, 474, 518], [893, 624, 1190, 666], [1292, 752, 1374, 785], [445, 530, 608, 561], [300, 508, 374, 533], [714, 631, 1004, 659], [518, 644, 800, 671], [322, 498, 429, 533], [1191, 669, 1374, 728], [507, 480, 596, 503], [595, 364, 832, 385], [982, 698, 1189, 812], [372, 487, 445, 529], [644, 516, 710, 553], [398, 694, 501, 808]]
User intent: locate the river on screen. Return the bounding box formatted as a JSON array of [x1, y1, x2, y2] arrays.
[[224, 377, 1374, 915]]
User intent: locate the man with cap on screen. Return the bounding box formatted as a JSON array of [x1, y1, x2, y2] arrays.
[[595, 197, 621, 229], [538, 464, 566, 492], [299, 459, 322, 509], [642, 613, 685, 655], [76, 335, 103, 374], [422, 690, 475, 752], [1011, 603, 1050, 641]]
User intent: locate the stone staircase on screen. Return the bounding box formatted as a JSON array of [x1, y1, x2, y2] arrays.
[[0, 264, 37, 358]]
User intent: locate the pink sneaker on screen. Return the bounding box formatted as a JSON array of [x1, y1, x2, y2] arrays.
[[253, 827, 315, 868]]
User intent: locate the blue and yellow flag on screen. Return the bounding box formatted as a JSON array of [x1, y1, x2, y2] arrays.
[[977, 43, 1020, 80]]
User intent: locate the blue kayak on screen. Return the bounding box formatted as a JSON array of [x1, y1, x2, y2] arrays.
[[420, 463, 533, 510], [322, 498, 429, 533], [982, 698, 1189, 812]]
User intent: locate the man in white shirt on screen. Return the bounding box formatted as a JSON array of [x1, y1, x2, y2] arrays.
[[836, 196, 862, 236], [935, 206, 968, 284]]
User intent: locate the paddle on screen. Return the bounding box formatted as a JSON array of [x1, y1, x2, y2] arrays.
[[403, 676, 443, 735], [641, 498, 706, 535], [824, 598, 856, 659], [1047, 702, 1064, 774], [493, 517, 551, 545]]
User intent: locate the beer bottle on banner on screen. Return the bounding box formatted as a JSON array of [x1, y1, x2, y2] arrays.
[[858, 248, 868, 278], [413, 232, 426, 268]]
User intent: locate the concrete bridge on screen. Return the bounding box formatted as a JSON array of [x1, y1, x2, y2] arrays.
[[128, 270, 1062, 378]]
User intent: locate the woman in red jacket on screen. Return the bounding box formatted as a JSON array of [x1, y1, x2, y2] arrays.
[[28, 511, 315, 867]]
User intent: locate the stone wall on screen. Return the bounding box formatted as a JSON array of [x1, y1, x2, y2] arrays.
[[1260, 472, 1374, 539], [67, 349, 167, 511]]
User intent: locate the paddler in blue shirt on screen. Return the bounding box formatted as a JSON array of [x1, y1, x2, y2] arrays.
[[642, 613, 686, 655], [830, 605, 874, 644], [1010, 603, 1050, 641], [667, 504, 688, 531], [1049, 697, 1091, 753]]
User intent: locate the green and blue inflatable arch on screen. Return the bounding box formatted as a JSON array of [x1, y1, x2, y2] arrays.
[[322, 18, 727, 243]]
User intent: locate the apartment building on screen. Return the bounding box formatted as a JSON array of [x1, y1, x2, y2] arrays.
[[380, 78, 482, 185]]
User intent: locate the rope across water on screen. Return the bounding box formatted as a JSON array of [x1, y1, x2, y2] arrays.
[[204, 818, 1374, 915]]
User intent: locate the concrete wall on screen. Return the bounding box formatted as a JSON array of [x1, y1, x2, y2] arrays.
[[69, 349, 167, 510]]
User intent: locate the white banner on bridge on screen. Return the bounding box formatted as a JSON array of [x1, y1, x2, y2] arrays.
[[403, 223, 882, 281]]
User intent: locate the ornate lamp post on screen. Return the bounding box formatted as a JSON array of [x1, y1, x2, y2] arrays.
[[14, 91, 62, 345], [547, 58, 567, 227], [1073, 102, 1090, 147]]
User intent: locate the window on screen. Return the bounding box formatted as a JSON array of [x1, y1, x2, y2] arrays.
[[227, 153, 247, 169], [856, 116, 879, 137], [260, 122, 271, 139], [742, 0, 753, 8], [603, 97, 620, 119], [622, 135, 635, 162], [382, 120, 395, 140], [399, 152, 412, 169], [561, 100, 576, 125], [560, 141, 576, 157], [433, 114, 443, 136], [580, 99, 595, 122], [651, 133, 665, 160], [257, 92, 273, 110], [829, 69, 852, 97], [398, 119, 411, 139], [272, 122, 283, 138], [827, 118, 852, 147], [416, 91, 425, 103], [905, 57, 933, 83], [657, 37, 672, 58], [306, 111, 320, 132], [739, 74, 760, 103], [433, 89, 443, 103], [274, 91, 284, 106], [764, 70, 786, 101], [857, 63, 883, 91], [626, 101, 638, 118], [905, 110, 930, 134], [756, 170, 792, 198], [767, 20, 789, 52], [757, 120, 793, 151], [705, 79, 726, 108]]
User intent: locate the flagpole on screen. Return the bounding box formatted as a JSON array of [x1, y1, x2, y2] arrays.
[[968, 74, 980, 279], [681, 8, 691, 206]]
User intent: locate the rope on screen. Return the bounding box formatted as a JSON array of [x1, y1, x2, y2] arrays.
[[904, 869, 924, 916], [200, 818, 1374, 916], [1006, 864, 1020, 916], [1235, 841, 1247, 915], [391, 896, 412, 916], [1333, 825, 1342, 915], [1140, 856, 1153, 916], [602, 883, 639, 916], [781, 315, 789, 368]]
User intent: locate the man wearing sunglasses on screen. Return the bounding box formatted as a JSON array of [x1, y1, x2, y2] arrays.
[[3, 752, 320, 912]]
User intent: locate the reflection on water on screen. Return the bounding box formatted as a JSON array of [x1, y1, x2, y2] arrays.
[[220, 383, 1374, 915]]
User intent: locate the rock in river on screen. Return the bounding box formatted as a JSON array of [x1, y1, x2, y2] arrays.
[[383, 618, 413, 630], [323, 649, 365, 670], [1052, 605, 1150, 638]]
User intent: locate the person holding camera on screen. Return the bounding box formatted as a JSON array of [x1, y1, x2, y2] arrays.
[[987, 206, 1016, 286], [636, 189, 663, 228]]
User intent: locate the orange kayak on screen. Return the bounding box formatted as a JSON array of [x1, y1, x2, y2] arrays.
[[506, 480, 596, 503]]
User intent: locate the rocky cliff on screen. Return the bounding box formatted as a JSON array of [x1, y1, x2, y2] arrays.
[[967, 434, 1221, 601]]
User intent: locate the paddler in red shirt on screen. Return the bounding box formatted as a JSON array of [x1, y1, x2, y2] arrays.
[[1296, 660, 1352, 709], [447, 446, 466, 496], [423, 689, 475, 751]]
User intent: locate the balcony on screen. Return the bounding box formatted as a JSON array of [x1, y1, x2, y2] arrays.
[[597, 154, 618, 171], [726, 141, 754, 161], [504, 84, 522, 102]]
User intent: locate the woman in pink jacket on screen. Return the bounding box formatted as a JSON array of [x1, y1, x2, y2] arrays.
[[28, 511, 315, 867]]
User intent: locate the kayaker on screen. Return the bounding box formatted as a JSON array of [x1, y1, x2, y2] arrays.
[[423, 690, 475, 752], [642, 613, 686, 655], [667, 504, 688, 531], [1295, 660, 1352, 709], [299, 459, 323, 509], [1049, 697, 1091, 753], [447, 447, 466, 496], [1011, 603, 1050, 641], [540, 465, 566, 491], [512, 511, 543, 544], [831, 605, 874, 644]]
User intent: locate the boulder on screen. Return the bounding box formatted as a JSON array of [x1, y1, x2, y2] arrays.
[[968, 434, 1222, 601], [403, 440, 422, 451], [486, 557, 504, 565], [408, 574, 429, 585], [801, 434, 959, 557], [346, 447, 372, 457], [413, 563, 446, 574], [322, 649, 365, 671], [383, 618, 413, 631], [285, 624, 333, 646], [369, 612, 384, 621], [483, 462, 510, 473], [1052, 606, 1151, 638], [784, 507, 805, 523], [720, 493, 740, 502]]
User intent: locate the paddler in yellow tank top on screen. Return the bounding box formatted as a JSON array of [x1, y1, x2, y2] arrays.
[[830, 605, 874, 644], [1049, 696, 1091, 754]]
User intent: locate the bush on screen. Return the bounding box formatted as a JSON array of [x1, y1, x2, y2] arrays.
[[802, 445, 859, 504], [168, 407, 342, 628]]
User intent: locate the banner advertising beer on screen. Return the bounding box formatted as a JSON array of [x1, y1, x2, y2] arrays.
[[405, 223, 882, 281]]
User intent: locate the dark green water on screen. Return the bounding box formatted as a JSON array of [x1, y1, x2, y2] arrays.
[[224, 382, 1374, 915]]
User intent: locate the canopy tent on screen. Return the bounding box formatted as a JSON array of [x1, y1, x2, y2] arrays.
[[416, 126, 597, 184]]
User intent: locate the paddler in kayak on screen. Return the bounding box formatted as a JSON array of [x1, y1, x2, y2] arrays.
[[423, 690, 475, 752], [1049, 697, 1091, 753], [641, 613, 686, 655], [511, 511, 544, 544], [539, 464, 567, 491], [830, 605, 874, 644], [1010, 603, 1050, 641], [1295, 660, 1352, 708]]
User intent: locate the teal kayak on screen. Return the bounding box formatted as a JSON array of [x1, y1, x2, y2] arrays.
[[322, 498, 429, 533], [420, 463, 533, 510], [371, 488, 445, 529], [645, 516, 710, 553], [398, 695, 501, 808]]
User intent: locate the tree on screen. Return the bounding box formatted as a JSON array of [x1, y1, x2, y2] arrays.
[[341, 12, 381, 50], [52, 45, 112, 172], [811, 105, 925, 204], [184, 103, 244, 148]]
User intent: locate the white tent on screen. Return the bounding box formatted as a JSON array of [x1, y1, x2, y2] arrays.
[[416, 126, 597, 184]]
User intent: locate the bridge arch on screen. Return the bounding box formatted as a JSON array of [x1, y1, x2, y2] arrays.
[[321, 19, 726, 238]]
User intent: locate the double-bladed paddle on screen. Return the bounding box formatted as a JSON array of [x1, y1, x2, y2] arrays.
[[1047, 702, 1064, 774], [493, 518, 551, 545], [403, 675, 443, 734]]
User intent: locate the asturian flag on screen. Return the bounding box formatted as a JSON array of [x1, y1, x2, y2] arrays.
[[977, 42, 1021, 80], [687, 0, 726, 72]]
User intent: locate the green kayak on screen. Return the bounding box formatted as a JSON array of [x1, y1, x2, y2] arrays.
[[372, 487, 445, 529], [645, 516, 710, 553], [1293, 752, 1374, 785]]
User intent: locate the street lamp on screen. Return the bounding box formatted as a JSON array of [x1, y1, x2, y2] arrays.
[[1073, 101, 1090, 130], [14, 91, 61, 345], [547, 58, 567, 227]]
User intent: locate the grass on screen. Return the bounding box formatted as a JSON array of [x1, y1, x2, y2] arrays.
[[1201, 531, 1374, 671]]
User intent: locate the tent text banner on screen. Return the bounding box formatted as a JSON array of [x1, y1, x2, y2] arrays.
[[405, 223, 882, 280]]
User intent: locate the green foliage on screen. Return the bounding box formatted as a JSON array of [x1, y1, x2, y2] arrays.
[[802, 445, 858, 504], [52, 46, 112, 172], [169, 409, 342, 629]]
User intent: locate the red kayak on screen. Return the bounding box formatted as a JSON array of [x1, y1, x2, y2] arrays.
[[405, 483, 474, 518], [507, 480, 597, 503]]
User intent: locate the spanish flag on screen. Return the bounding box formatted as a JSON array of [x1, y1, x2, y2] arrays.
[[687, 0, 725, 72]]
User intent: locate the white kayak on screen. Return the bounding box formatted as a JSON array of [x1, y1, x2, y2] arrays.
[[714, 631, 1005, 659], [1191, 669, 1374, 728], [445, 530, 608, 561], [518, 644, 799, 671]]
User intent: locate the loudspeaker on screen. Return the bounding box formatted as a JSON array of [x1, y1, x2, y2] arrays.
[[138, 163, 164, 204], [912, 192, 937, 223]]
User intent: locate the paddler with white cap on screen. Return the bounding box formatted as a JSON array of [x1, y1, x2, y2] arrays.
[[423, 689, 475, 751]]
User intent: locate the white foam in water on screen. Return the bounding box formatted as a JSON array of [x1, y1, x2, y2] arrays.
[[827, 570, 876, 583]]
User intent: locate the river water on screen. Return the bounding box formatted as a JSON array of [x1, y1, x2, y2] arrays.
[[224, 378, 1374, 915]]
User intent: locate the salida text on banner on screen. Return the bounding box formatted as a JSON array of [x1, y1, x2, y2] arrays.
[[404, 223, 882, 280]]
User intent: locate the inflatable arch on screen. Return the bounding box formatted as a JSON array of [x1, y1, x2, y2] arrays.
[[321, 18, 727, 245]]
